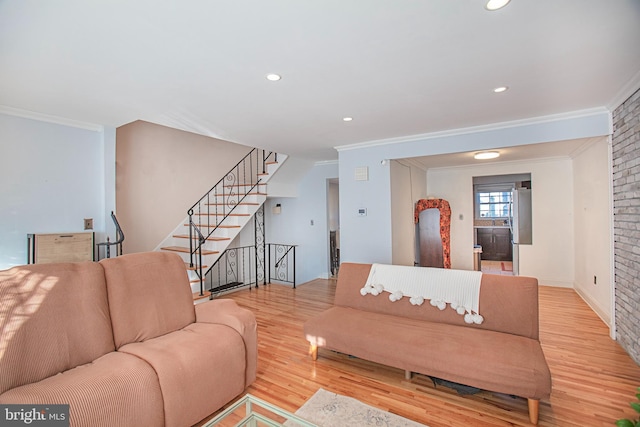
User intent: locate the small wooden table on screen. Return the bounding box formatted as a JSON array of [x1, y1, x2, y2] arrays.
[[203, 394, 317, 427]]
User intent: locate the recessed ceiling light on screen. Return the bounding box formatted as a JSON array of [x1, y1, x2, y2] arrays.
[[474, 151, 500, 160], [266, 73, 281, 81], [343, 117, 353, 122], [493, 86, 509, 93], [485, 0, 511, 11]]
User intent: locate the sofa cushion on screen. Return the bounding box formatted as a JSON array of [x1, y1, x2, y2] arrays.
[[195, 299, 258, 388], [119, 322, 247, 427], [0, 351, 164, 427], [100, 252, 195, 348], [305, 306, 552, 400], [0, 262, 114, 395], [334, 263, 540, 339]]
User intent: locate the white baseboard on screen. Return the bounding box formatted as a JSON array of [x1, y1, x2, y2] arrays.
[[538, 279, 573, 288], [574, 287, 612, 330]]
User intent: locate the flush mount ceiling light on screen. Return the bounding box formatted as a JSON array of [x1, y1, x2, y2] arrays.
[[493, 86, 509, 93], [343, 117, 353, 122], [265, 73, 281, 81], [474, 151, 500, 160], [485, 0, 511, 11]]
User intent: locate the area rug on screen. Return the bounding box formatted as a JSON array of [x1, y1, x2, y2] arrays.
[[288, 388, 427, 427]]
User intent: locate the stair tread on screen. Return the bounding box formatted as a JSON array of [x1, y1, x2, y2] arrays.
[[184, 224, 242, 228], [206, 202, 260, 206], [224, 183, 266, 187], [174, 234, 230, 241], [192, 291, 211, 301], [192, 213, 251, 216], [209, 191, 268, 196], [184, 262, 208, 270], [161, 246, 218, 255]]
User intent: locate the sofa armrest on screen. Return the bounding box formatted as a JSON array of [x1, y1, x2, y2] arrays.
[[195, 299, 257, 387]]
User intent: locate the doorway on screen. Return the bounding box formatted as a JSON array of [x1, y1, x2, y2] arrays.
[[327, 178, 340, 277], [472, 173, 532, 276]]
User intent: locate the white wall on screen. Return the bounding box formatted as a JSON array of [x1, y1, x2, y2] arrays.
[[339, 150, 393, 264], [0, 113, 113, 269], [426, 158, 575, 286], [390, 160, 426, 265], [263, 162, 339, 284], [573, 137, 613, 324]]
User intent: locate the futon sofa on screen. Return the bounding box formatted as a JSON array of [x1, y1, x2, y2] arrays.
[[304, 263, 551, 424], [0, 252, 257, 427]]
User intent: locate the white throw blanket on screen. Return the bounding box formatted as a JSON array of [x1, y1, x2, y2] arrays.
[[362, 263, 484, 324]]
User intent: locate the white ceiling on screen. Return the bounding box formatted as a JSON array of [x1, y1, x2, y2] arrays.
[[408, 136, 605, 170], [1, 1, 639, 162]]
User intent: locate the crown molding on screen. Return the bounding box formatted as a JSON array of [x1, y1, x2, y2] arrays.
[[608, 70, 640, 111], [334, 107, 610, 153], [0, 105, 104, 132], [314, 159, 338, 166]]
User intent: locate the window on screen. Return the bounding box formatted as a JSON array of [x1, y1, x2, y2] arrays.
[[476, 190, 512, 218]]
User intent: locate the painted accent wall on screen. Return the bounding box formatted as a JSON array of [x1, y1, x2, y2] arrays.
[[0, 113, 114, 269], [115, 121, 251, 254]]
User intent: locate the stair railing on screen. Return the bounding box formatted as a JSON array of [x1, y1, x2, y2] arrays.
[[204, 242, 297, 298], [188, 148, 276, 296], [204, 245, 257, 296], [268, 243, 297, 288], [96, 211, 125, 260]]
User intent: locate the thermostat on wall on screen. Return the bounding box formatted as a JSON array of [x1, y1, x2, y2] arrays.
[[357, 208, 367, 217]]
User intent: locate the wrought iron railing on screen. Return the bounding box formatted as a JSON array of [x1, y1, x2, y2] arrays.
[[267, 243, 297, 288], [204, 242, 297, 297], [188, 148, 277, 296], [204, 245, 259, 296]]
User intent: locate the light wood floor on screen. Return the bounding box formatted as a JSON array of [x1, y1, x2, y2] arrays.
[[208, 279, 640, 426]]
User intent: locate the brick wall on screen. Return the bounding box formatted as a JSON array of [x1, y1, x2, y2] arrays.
[[612, 87, 640, 365]]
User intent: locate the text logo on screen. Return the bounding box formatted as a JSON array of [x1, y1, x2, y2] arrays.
[[1, 405, 69, 426]]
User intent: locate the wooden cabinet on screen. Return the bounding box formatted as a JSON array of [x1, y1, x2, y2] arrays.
[[476, 228, 512, 261], [27, 232, 94, 264]]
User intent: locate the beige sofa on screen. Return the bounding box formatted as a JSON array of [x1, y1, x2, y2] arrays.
[[304, 263, 551, 424], [0, 252, 257, 427]]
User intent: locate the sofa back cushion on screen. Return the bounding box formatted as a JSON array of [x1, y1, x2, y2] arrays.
[[0, 262, 114, 395], [334, 263, 540, 340], [100, 252, 195, 349]]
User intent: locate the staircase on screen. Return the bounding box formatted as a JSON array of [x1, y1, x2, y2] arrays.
[[154, 149, 286, 300]]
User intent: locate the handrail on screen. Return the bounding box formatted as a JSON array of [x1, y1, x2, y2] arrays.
[[96, 211, 125, 260], [267, 243, 297, 288], [187, 148, 275, 296], [274, 244, 295, 267]]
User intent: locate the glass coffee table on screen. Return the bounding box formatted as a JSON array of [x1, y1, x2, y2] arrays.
[[203, 394, 318, 427]]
